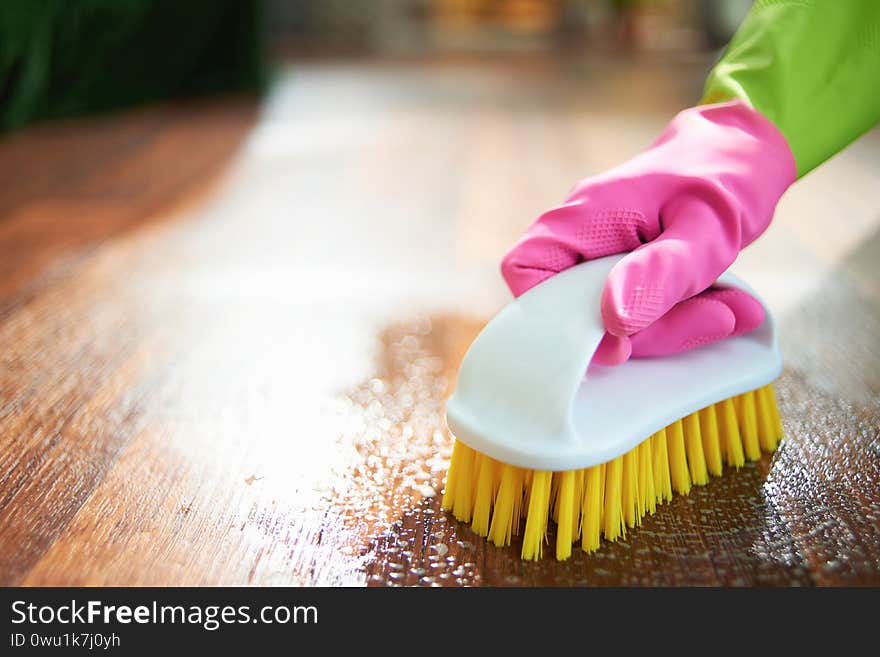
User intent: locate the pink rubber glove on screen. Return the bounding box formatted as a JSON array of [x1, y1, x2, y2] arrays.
[[501, 100, 796, 365]]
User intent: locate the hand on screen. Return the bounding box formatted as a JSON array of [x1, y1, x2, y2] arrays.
[[501, 100, 796, 365]]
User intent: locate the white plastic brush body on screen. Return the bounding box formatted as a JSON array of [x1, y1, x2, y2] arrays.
[[446, 254, 782, 472]]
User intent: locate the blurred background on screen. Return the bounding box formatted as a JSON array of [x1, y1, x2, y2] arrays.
[[1, 0, 755, 131], [266, 0, 751, 55], [1, 2, 878, 587]]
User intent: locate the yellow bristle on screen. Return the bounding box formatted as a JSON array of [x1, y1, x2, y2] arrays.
[[452, 450, 480, 522], [667, 419, 691, 495], [521, 469, 534, 518], [737, 390, 761, 460], [684, 411, 708, 485], [471, 455, 496, 536], [441, 438, 465, 509], [603, 457, 625, 541], [756, 385, 778, 451], [700, 405, 724, 476], [550, 475, 561, 524], [443, 384, 785, 561], [652, 429, 672, 503], [510, 467, 525, 535], [719, 397, 745, 468], [639, 440, 656, 515], [622, 449, 640, 528], [572, 470, 585, 540], [581, 464, 603, 552], [450, 441, 477, 521], [487, 464, 517, 546], [522, 471, 551, 560], [555, 471, 576, 560], [471, 448, 483, 483]]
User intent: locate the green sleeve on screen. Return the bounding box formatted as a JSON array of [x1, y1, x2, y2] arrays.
[[701, 0, 880, 178]]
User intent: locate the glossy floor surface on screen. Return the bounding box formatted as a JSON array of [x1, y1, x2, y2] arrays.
[[1, 56, 878, 585]]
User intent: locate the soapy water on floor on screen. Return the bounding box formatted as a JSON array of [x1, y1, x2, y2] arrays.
[[322, 313, 879, 586]]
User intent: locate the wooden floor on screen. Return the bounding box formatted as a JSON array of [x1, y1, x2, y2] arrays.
[[1, 56, 878, 586]]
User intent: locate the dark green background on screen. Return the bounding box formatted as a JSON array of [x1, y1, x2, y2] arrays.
[[0, 0, 266, 132]]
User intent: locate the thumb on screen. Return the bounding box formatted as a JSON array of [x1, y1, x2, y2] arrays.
[[601, 195, 741, 336]]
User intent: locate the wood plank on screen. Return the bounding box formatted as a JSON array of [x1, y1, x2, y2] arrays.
[[1, 58, 878, 586]]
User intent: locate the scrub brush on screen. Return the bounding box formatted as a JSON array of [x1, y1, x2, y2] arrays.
[[441, 254, 783, 560]]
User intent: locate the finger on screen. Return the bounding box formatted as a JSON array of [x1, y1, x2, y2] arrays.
[[591, 332, 632, 366], [601, 194, 740, 336], [707, 286, 765, 337], [501, 189, 659, 297], [500, 204, 582, 296], [628, 286, 764, 358], [628, 294, 735, 357]]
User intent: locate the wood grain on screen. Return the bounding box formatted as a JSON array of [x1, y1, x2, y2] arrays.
[[0, 57, 877, 586]]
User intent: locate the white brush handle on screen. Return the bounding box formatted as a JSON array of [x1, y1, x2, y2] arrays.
[[449, 256, 617, 450], [447, 254, 781, 470]]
